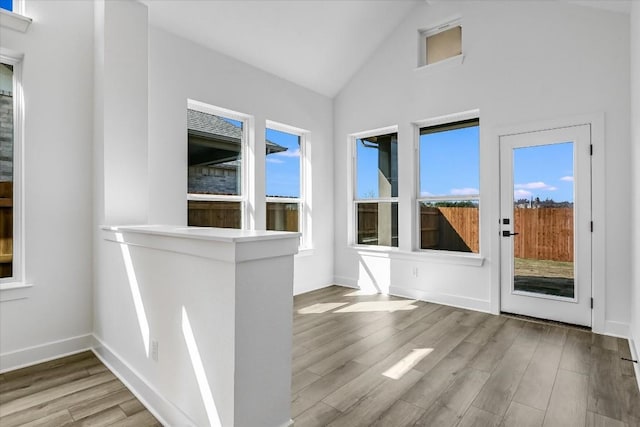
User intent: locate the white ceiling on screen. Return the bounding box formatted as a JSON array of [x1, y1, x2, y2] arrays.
[[140, 0, 421, 98], [141, 0, 632, 98]]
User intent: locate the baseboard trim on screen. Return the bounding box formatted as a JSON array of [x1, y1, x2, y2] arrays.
[[332, 276, 359, 289], [294, 282, 334, 296], [389, 286, 492, 313], [91, 334, 195, 427], [603, 320, 630, 338], [0, 333, 93, 373]]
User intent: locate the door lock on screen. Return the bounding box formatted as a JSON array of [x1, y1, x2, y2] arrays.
[[502, 231, 519, 237]]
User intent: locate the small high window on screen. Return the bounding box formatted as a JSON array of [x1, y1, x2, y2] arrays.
[[418, 117, 479, 253], [353, 131, 398, 248], [419, 19, 462, 67]]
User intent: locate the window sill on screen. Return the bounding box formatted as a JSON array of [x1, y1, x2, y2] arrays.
[[0, 281, 33, 302], [0, 9, 32, 33], [350, 246, 484, 267], [415, 54, 464, 73]]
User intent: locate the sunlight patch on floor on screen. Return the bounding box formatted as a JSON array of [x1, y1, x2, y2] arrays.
[[334, 300, 418, 313], [382, 348, 433, 380], [298, 302, 349, 314], [343, 289, 379, 296]]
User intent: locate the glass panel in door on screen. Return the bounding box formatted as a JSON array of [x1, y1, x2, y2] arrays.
[[512, 142, 575, 298]]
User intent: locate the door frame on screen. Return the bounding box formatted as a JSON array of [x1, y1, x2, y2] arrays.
[[491, 113, 605, 333]]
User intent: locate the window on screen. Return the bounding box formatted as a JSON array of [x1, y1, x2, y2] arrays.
[[265, 123, 304, 236], [353, 130, 398, 247], [0, 0, 12, 12], [419, 19, 462, 67], [0, 57, 22, 284], [187, 102, 248, 229], [418, 117, 479, 253]]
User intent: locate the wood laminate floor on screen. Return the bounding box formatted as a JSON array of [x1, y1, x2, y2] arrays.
[[0, 351, 161, 427], [1, 286, 638, 426], [291, 286, 640, 427]]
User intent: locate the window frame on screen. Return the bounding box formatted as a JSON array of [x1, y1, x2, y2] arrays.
[[417, 17, 463, 69], [265, 120, 311, 249], [186, 99, 252, 230], [414, 110, 480, 255], [0, 53, 24, 288], [349, 125, 400, 249]]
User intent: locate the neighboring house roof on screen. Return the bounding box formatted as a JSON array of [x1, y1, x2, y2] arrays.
[[187, 109, 286, 154]]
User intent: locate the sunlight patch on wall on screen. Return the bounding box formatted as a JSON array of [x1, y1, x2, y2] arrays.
[[115, 233, 150, 357], [382, 348, 433, 380], [182, 306, 222, 427]]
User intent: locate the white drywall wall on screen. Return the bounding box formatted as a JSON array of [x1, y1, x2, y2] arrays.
[[630, 2, 640, 364], [0, 0, 94, 370], [334, 1, 631, 334]]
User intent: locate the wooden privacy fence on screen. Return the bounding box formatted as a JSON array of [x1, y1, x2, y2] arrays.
[[514, 207, 573, 262], [419, 206, 573, 261], [188, 200, 299, 232]]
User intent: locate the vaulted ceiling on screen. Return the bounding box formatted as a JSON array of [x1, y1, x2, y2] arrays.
[[140, 0, 631, 99]]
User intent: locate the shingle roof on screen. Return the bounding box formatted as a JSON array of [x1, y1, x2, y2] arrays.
[[187, 109, 286, 153]]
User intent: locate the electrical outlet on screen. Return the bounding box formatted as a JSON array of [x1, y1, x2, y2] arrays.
[[151, 340, 159, 362]]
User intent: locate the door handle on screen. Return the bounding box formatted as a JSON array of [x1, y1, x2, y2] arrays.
[[502, 231, 519, 237]]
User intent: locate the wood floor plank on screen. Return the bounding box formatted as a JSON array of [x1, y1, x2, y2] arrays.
[[592, 333, 619, 352], [402, 340, 482, 409], [371, 399, 425, 427], [619, 374, 640, 425], [106, 409, 160, 427], [469, 318, 526, 373], [543, 369, 588, 427], [472, 323, 542, 417], [0, 371, 117, 416], [512, 339, 563, 410], [560, 328, 592, 375], [412, 323, 474, 374], [291, 361, 369, 418], [618, 339, 636, 378], [326, 369, 423, 427], [588, 346, 623, 420], [292, 369, 322, 394], [501, 401, 545, 427], [68, 388, 135, 420], [0, 351, 95, 382], [0, 379, 125, 427], [119, 398, 147, 417], [464, 314, 508, 346], [68, 406, 127, 426], [0, 369, 91, 404], [292, 330, 363, 375], [415, 368, 490, 426], [458, 406, 501, 427], [19, 409, 73, 427], [585, 411, 628, 427], [294, 401, 342, 427]]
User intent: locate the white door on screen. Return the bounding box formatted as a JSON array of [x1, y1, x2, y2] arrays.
[[500, 125, 591, 326]]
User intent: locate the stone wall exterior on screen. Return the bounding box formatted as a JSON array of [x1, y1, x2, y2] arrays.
[[188, 165, 239, 195], [0, 92, 12, 183]]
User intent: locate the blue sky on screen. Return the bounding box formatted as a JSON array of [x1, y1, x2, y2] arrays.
[[355, 125, 574, 203], [265, 128, 300, 198], [0, 0, 11, 11]]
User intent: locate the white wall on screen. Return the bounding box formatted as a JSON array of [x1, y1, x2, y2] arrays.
[[0, 0, 94, 370], [146, 27, 334, 295], [630, 2, 640, 365], [334, 1, 631, 334]]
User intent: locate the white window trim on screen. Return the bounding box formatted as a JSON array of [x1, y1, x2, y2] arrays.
[[0, 0, 31, 33], [349, 125, 399, 248], [414, 110, 481, 256], [0, 53, 26, 290], [187, 99, 252, 230], [265, 120, 311, 249], [417, 16, 463, 70]]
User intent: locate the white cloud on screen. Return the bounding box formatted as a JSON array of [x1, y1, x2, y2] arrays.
[[420, 191, 433, 197], [560, 176, 574, 182], [451, 188, 479, 196], [266, 157, 284, 164], [514, 181, 557, 191], [514, 189, 533, 199], [273, 148, 300, 158]]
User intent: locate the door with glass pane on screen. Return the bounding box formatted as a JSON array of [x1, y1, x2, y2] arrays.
[[500, 125, 591, 326]]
